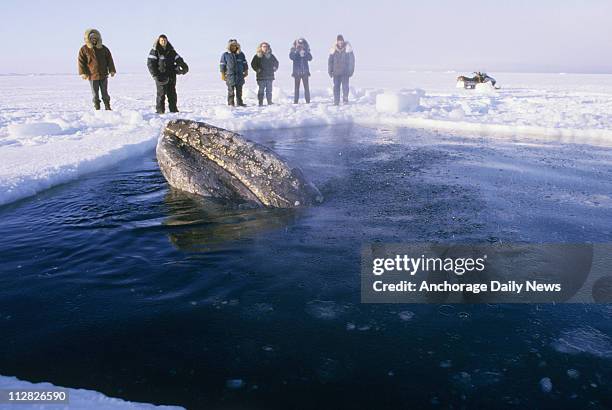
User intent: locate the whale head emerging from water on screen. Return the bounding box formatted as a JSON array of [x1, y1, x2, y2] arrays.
[[156, 120, 323, 208]]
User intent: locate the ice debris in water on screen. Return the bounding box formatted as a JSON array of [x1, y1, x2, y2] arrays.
[[241, 302, 274, 320], [398, 310, 415, 321], [252, 302, 274, 312], [316, 357, 344, 383], [439, 360, 452, 368], [305, 300, 348, 320], [451, 371, 473, 393], [226, 379, 245, 389], [458, 311, 471, 320], [539, 377, 553, 393], [566, 369, 580, 379], [551, 326, 612, 358], [471, 370, 503, 387]]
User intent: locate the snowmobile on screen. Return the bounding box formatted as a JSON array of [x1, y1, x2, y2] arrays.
[[456, 72, 499, 89]]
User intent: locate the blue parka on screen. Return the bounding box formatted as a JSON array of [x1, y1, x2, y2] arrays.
[[289, 38, 312, 78], [220, 40, 248, 86]]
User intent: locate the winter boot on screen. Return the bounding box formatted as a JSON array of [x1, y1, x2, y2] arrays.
[[104, 101, 111, 111], [237, 100, 247, 107], [258, 97, 264, 107], [94, 101, 101, 110], [228, 96, 235, 106]]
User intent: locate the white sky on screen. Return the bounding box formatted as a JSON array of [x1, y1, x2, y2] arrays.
[[2, 0, 611, 74]]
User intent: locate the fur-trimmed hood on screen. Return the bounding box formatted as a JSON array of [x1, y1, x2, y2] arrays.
[[84, 28, 103, 49], [330, 41, 352, 54], [256, 42, 273, 58], [153, 37, 175, 53], [226, 39, 241, 53], [292, 38, 310, 51]]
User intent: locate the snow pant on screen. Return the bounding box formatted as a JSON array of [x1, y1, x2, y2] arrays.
[[89, 78, 110, 108], [294, 75, 310, 103], [155, 77, 178, 113], [257, 80, 273, 105], [333, 75, 350, 104], [227, 83, 244, 106]]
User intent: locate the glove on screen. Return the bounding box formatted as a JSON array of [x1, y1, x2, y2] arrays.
[[243, 71, 248, 78], [80, 74, 88, 80], [175, 61, 189, 75], [110, 72, 116, 77], [221, 72, 226, 81]]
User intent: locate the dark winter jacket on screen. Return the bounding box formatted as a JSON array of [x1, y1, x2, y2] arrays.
[[147, 40, 188, 83], [251, 43, 279, 81], [220, 41, 248, 86], [328, 42, 355, 78], [78, 29, 116, 80], [289, 38, 312, 78]]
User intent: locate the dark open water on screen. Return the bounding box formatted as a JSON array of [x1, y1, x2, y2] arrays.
[[0, 125, 611, 409]]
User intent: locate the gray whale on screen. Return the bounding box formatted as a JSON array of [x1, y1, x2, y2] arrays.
[[156, 120, 323, 208]]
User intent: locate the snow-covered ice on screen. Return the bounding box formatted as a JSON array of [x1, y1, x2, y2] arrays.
[[8, 122, 64, 138], [474, 83, 497, 93], [0, 375, 184, 409], [2, 71, 612, 206]]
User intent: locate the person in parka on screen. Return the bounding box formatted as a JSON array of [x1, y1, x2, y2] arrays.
[[78, 29, 116, 110], [147, 34, 189, 114], [328, 34, 355, 105], [250, 42, 279, 106], [289, 38, 312, 104], [220, 39, 249, 107]]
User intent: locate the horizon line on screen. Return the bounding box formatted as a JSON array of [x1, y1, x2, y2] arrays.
[[2, 69, 612, 76]]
